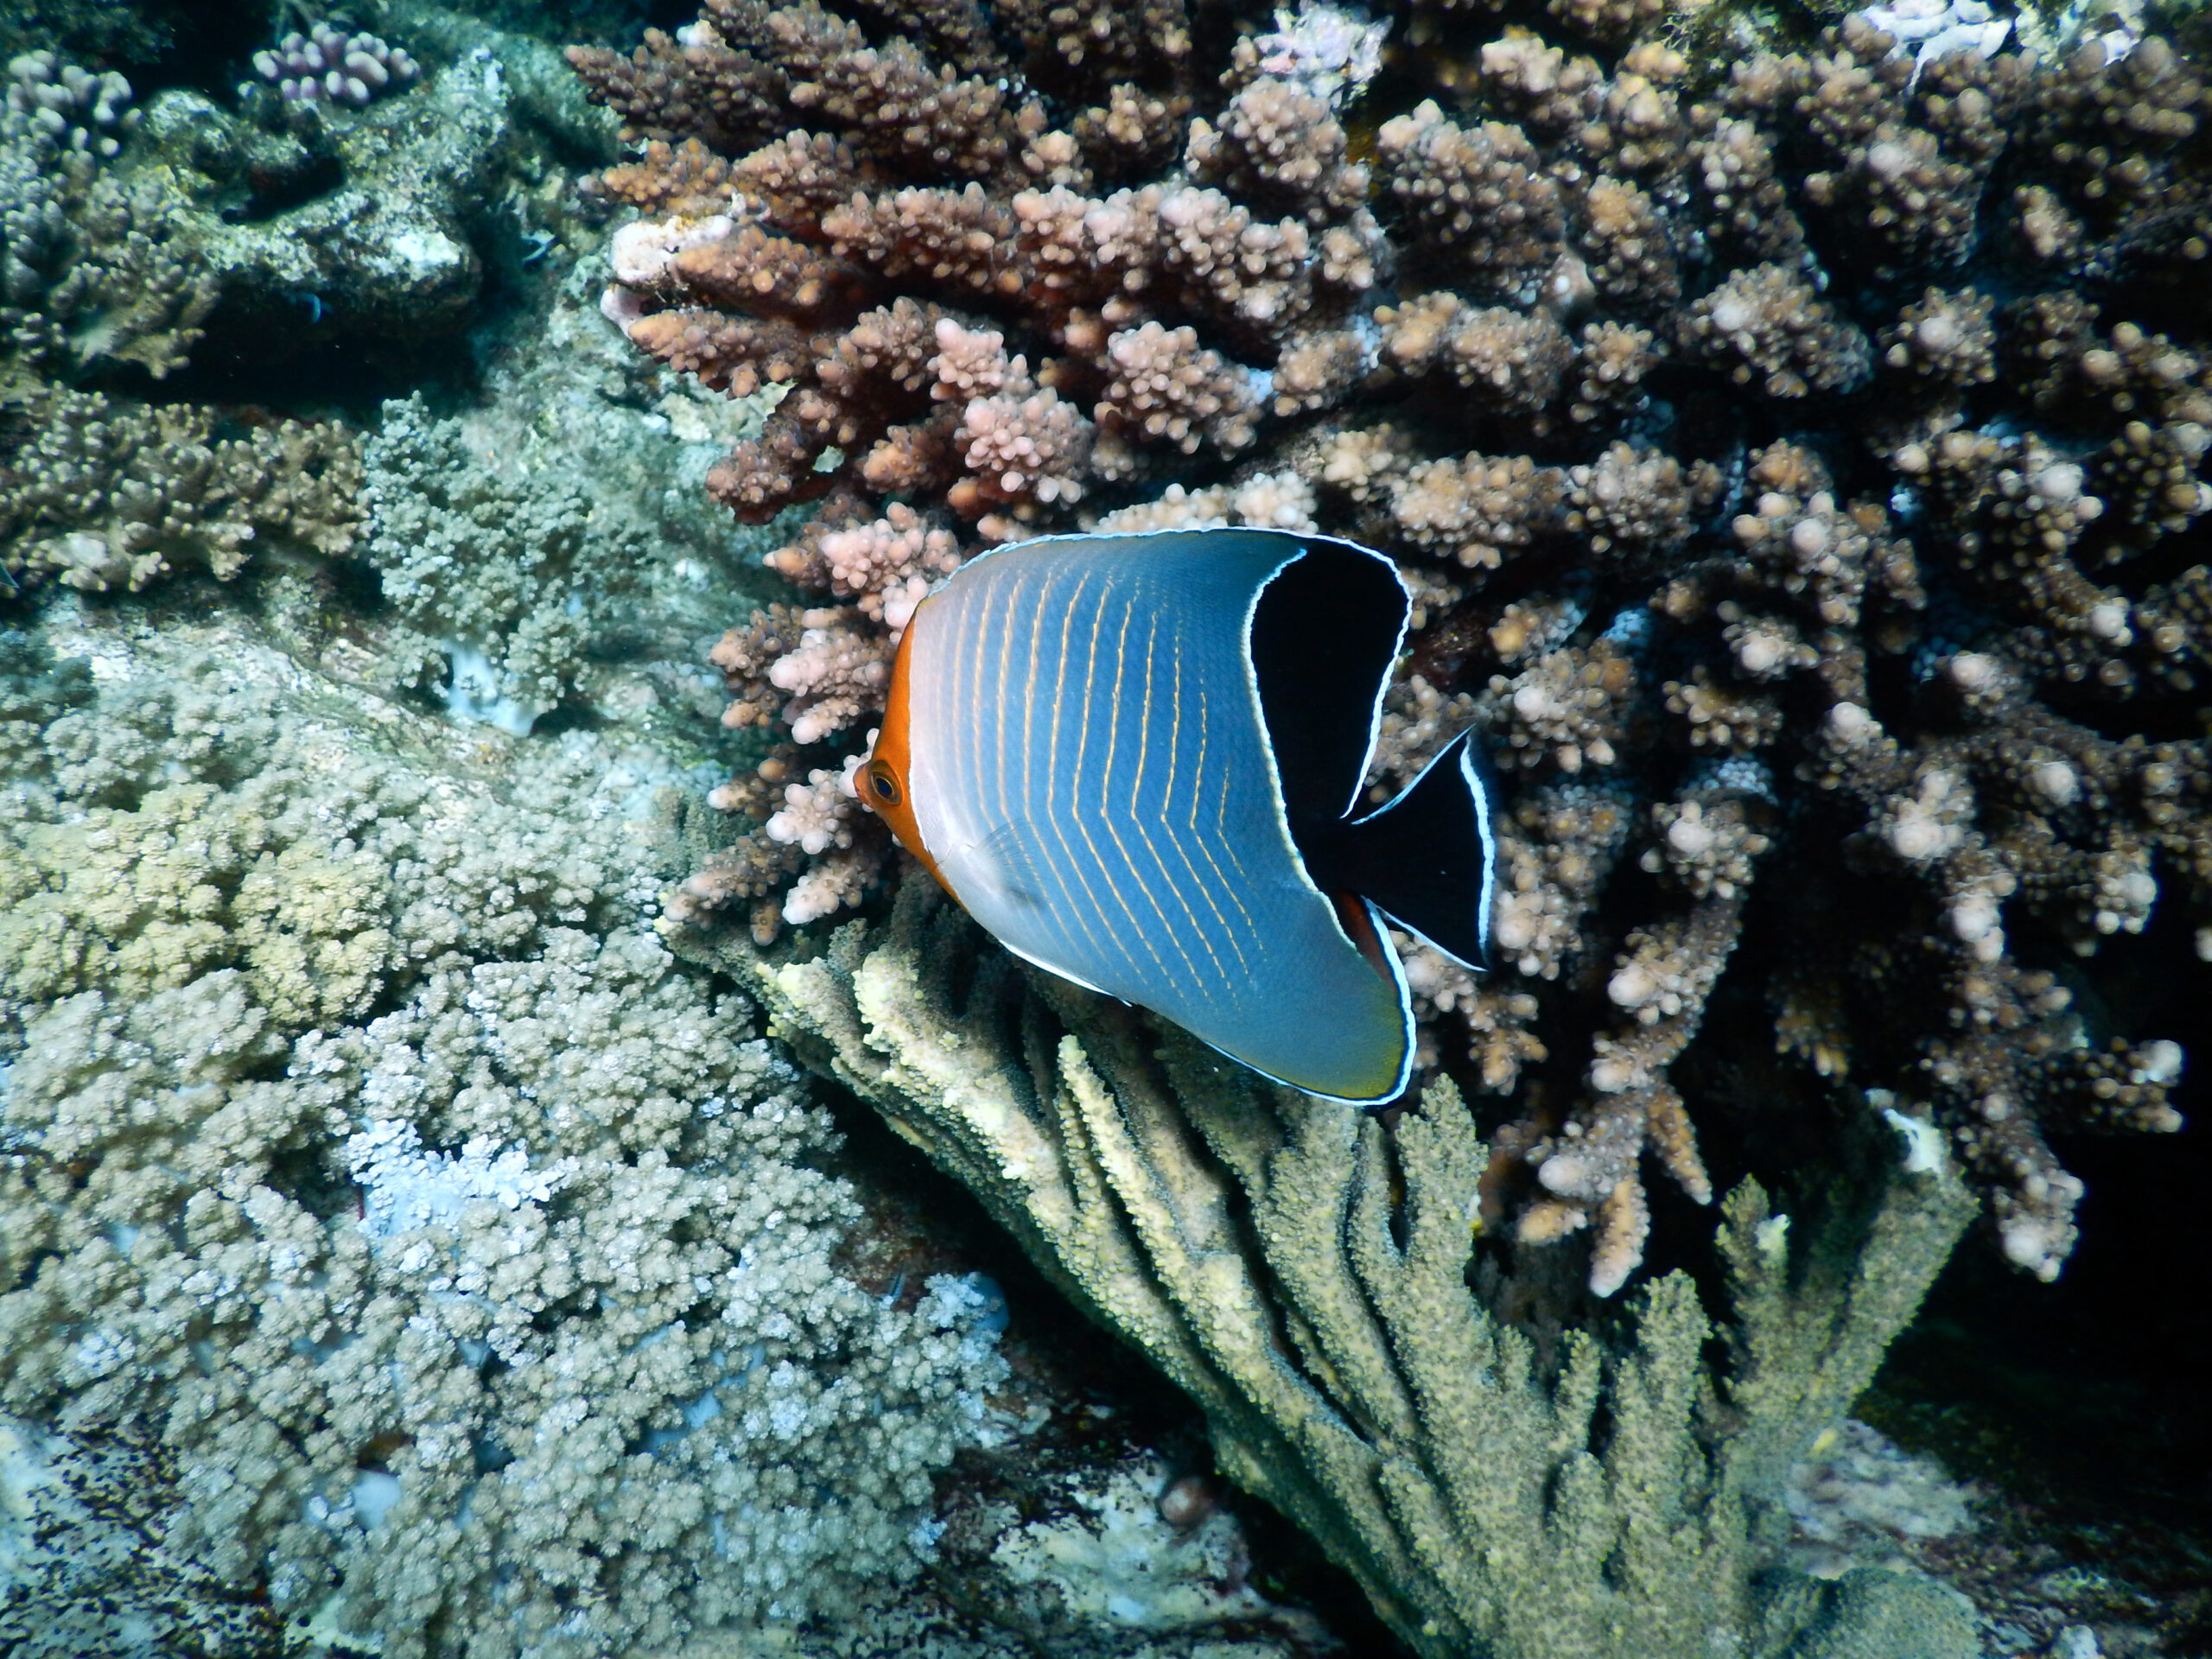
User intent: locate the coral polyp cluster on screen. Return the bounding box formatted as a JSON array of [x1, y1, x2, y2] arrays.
[[251, 25, 422, 109], [575, 0, 2202, 1303]]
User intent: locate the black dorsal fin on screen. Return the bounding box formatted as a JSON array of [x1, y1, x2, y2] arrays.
[[1249, 541, 1408, 828], [1303, 729, 1498, 970]]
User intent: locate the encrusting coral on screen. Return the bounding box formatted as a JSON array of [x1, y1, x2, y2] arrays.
[[571, 2, 2206, 1650]]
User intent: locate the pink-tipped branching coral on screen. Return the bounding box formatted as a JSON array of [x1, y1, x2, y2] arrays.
[[568, 2, 2207, 1651]]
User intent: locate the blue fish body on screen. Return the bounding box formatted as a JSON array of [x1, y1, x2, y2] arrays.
[[857, 527, 1497, 1105]]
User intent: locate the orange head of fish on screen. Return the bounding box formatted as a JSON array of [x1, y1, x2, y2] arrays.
[[855, 605, 947, 890]]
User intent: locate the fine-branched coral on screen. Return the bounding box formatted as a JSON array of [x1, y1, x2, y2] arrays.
[[361, 392, 633, 733], [1, 387, 362, 594], [0, 617, 1013, 1657]]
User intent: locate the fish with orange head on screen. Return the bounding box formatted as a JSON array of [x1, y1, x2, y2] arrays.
[[855, 527, 1497, 1106]]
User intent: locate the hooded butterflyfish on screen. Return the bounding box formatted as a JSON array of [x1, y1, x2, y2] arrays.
[[854, 527, 1498, 1107]]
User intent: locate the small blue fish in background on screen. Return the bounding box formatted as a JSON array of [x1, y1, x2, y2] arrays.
[[855, 527, 1498, 1106]]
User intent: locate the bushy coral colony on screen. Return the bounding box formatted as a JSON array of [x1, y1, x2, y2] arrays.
[[0, 0, 2206, 1652], [0, 623, 1015, 1656], [575, 0, 2202, 1301], [251, 25, 420, 110]]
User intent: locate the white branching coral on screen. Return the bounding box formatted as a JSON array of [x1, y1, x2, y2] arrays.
[[765, 753, 865, 849], [0, 620, 1014, 1656], [1247, 0, 1390, 107], [769, 504, 964, 631], [766, 610, 893, 744], [951, 386, 1096, 530], [343, 1119, 573, 1236]]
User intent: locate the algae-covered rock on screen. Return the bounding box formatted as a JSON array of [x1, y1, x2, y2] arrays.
[[129, 6, 616, 360], [1789, 1568, 1983, 1659]]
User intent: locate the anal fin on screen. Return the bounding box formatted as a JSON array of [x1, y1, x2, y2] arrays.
[[1330, 891, 1395, 987]]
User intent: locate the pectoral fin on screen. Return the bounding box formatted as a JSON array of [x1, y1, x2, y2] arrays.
[[963, 821, 1048, 911]]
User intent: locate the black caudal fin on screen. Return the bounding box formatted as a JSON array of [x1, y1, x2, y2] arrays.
[[1303, 729, 1498, 969]]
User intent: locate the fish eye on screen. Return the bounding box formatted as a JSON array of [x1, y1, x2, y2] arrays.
[[868, 764, 901, 806]]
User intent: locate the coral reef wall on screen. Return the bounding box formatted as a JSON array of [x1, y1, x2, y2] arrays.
[[3, 14, 1375, 1654], [0, 9, 1131, 1654], [569, 0, 2209, 1652], [0, 0, 2204, 1654]]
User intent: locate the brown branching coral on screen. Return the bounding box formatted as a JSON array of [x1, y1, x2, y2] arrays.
[[1388, 448, 1566, 569], [580, 0, 2206, 1332], [1676, 263, 1872, 397], [1093, 319, 1258, 469], [577, 0, 1392, 937], [1374, 100, 1565, 293], [1880, 283, 1998, 388], [2, 391, 363, 592], [1380, 293, 1573, 419], [1185, 73, 1369, 223]]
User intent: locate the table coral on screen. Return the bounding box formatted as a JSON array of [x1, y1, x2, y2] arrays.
[[0, 614, 1014, 1657]]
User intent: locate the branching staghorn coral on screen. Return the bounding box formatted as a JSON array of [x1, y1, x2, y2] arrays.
[[579, 0, 2204, 1306]]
